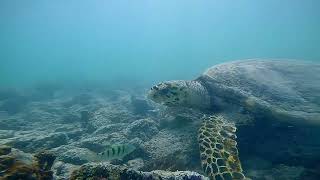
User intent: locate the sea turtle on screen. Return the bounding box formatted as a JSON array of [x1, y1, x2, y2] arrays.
[[147, 59, 320, 180]]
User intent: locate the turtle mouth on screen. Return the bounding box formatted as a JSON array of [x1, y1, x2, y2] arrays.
[[147, 91, 163, 104], [147, 83, 170, 104], [147, 88, 160, 103]]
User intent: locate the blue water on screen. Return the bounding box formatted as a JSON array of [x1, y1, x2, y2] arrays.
[[1, 0, 320, 88]]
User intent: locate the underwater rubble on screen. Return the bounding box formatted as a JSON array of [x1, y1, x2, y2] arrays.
[[0, 86, 319, 179]]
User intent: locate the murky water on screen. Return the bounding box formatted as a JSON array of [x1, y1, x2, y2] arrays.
[[1, 1, 320, 179]]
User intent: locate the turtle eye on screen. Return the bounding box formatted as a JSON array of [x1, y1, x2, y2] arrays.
[[151, 86, 159, 90]]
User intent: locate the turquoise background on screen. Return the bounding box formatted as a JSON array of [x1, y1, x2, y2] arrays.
[[1, 0, 319, 88]]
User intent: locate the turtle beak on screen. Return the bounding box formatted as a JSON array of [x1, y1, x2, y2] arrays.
[[148, 83, 166, 103], [147, 85, 157, 101]]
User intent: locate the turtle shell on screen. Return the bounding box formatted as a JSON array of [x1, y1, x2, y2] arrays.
[[198, 59, 320, 125]]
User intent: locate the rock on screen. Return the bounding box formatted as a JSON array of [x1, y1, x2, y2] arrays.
[[127, 158, 144, 170], [0, 147, 56, 180], [0, 145, 12, 156], [151, 170, 207, 180], [142, 128, 200, 171], [52, 161, 79, 180], [130, 96, 153, 115], [0, 117, 24, 131], [93, 123, 127, 135], [90, 106, 135, 128], [0, 130, 14, 139], [70, 162, 208, 180], [55, 147, 91, 165], [80, 111, 91, 123], [79, 139, 105, 153], [62, 114, 81, 124], [34, 150, 56, 171], [12, 132, 68, 152], [0, 153, 15, 172], [23, 104, 64, 123], [81, 132, 128, 147], [129, 137, 143, 147], [68, 110, 95, 132], [126, 118, 159, 141], [1, 86, 318, 180], [66, 130, 85, 141]]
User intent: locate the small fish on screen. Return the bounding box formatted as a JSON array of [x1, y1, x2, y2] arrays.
[[85, 144, 136, 162]]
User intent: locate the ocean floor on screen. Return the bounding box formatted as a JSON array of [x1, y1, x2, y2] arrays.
[[0, 85, 319, 180]]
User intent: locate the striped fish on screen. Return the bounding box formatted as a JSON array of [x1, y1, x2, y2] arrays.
[[86, 144, 136, 162]]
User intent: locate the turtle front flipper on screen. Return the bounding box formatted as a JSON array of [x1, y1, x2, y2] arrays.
[[198, 115, 246, 180]]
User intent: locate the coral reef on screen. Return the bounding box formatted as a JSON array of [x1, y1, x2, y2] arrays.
[[125, 118, 159, 141], [52, 161, 79, 180], [70, 163, 207, 180], [127, 158, 144, 170], [0, 146, 56, 180], [0, 87, 319, 179], [0, 145, 11, 156]]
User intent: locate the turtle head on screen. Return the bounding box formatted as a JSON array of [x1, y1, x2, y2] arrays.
[[148, 80, 210, 109]]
